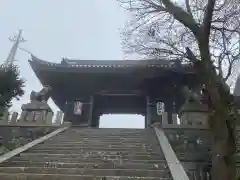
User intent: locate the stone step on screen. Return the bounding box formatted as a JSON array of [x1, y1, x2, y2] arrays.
[[64, 132, 152, 135], [50, 136, 153, 142], [0, 128, 171, 179], [25, 148, 161, 154], [29, 147, 161, 153], [56, 134, 153, 138], [48, 137, 156, 141], [33, 144, 159, 149], [47, 139, 156, 143], [1, 161, 167, 170], [58, 132, 152, 136], [57, 130, 152, 134], [38, 142, 160, 147], [17, 153, 164, 161], [50, 135, 155, 139], [65, 128, 151, 133], [69, 128, 148, 131], [20, 151, 163, 157], [58, 135, 152, 138], [39, 139, 159, 145], [45, 139, 156, 144], [51, 134, 156, 138], [28, 145, 160, 151], [9, 156, 166, 164], [57, 132, 152, 135], [67, 131, 150, 134], [0, 173, 172, 180], [40, 139, 158, 144], [55, 132, 153, 136], [59, 130, 152, 133], [0, 167, 171, 177]]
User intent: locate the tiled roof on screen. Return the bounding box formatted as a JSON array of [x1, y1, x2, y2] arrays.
[[29, 55, 188, 69]]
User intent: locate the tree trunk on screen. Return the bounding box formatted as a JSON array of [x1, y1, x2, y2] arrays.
[[208, 90, 236, 180], [197, 38, 236, 180]]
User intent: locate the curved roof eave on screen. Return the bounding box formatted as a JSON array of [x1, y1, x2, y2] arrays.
[[27, 57, 64, 111], [28, 55, 194, 72], [28, 55, 197, 110]]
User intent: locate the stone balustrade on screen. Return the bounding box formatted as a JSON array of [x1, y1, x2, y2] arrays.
[[157, 112, 180, 126], [0, 108, 9, 124], [0, 106, 65, 127]]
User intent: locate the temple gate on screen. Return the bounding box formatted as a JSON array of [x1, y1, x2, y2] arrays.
[[29, 55, 198, 127]]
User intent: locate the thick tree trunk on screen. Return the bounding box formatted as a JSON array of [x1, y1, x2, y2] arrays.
[[197, 38, 236, 180], [208, 89, 236, 180]]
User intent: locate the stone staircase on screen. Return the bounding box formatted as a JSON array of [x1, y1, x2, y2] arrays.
[[0, 127, 173, 179]]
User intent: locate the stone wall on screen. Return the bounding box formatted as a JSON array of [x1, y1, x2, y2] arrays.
[[0, 125, 59, 155], [160, 125, 240, 179], [161, 125, 211, 179]]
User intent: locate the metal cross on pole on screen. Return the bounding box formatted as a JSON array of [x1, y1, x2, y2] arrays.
[[4, 29, 26, 66]]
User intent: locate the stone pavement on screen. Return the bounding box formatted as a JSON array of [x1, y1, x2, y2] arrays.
[[0, 127, 173, 180]]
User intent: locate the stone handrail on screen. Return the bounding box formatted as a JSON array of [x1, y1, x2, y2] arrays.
[[0, 127, 68, 163], [154, 127, 189, 180]]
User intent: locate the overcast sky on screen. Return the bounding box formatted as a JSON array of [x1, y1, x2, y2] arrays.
[[0, 0, 144, 128]]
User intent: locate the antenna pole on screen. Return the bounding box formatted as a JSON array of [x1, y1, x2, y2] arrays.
[[4, 29, 26, 66]]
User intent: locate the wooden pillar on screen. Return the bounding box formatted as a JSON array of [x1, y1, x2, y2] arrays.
[[95, 114, 100, 128], [164, 100, 173, 124], [145, 115, 148, 129], [91, 112, 100, 128], [63, 100, 70, 122], [88, 96, 94, 127], [146, 96, 151, 127]]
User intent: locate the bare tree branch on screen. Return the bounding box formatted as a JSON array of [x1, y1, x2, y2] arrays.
[[185, 0, 193, 18], [161, 0, 199, 35], [202, 0, 216, 39]]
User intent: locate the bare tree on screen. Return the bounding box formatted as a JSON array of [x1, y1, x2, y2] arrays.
[[118, 0, 240, 179]]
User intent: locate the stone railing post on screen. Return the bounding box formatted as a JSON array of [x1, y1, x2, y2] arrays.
[[161, 113, 179, 126], [55, 111, 63, 125], [0, 107, 9, 124], [46, 112, 53, 125], [162, 112, 169, 125], [172, 113, 178, 125], [19, 110, 28, 123], [9, 112, 18, 124]]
